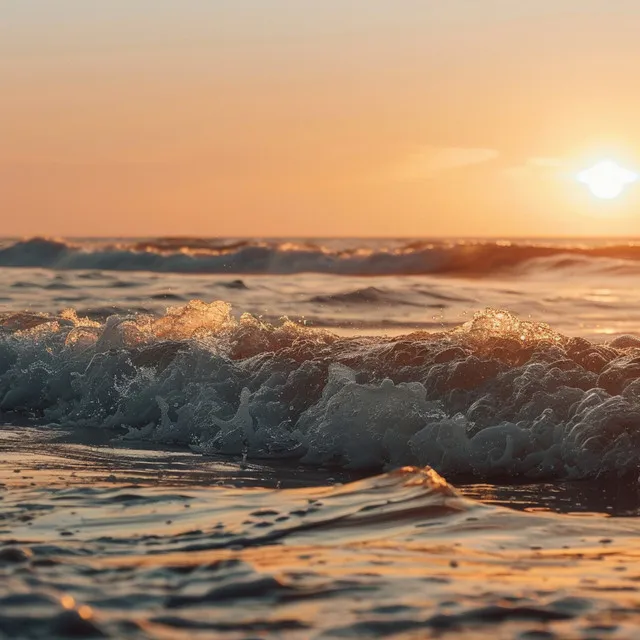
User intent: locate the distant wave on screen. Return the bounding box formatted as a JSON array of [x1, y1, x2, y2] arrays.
[[308, 286, 426, 307], [4, 237, 640, 276], [3, 301, 640, 480]]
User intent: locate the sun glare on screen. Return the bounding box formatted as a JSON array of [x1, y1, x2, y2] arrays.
[[577, 160, 638, 200]]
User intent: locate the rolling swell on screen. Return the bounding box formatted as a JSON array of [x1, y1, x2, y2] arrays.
[[2, 301, 640, 480], [3, 237, 640, 276]]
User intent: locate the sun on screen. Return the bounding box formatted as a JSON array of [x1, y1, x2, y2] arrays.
[[577, 160, 638, 199]]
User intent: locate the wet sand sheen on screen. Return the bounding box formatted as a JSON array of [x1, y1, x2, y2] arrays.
[[2, 429, 640, 639]]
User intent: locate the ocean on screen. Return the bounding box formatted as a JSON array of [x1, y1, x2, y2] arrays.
[[2, 236, 640, 639]]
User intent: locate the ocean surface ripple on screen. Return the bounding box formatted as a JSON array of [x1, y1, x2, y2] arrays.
[[2, 452, 640, 639]]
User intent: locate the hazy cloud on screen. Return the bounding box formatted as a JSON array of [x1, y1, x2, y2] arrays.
[[504, 156, 565, 179], [528, 157, 564, 168], [394, 146, 500, 181]]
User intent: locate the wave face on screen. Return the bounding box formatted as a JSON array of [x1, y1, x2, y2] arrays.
[[4, 237, 640, 276], [3, 301, 640, 480]]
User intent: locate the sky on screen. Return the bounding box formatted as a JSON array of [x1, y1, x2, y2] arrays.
[[3, 0, 640, 237]]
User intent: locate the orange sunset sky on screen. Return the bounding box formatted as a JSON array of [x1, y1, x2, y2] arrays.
[[3, 1, 640, 237]]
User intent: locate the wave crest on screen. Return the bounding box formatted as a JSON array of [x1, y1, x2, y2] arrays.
[[4, 237, 640, 276], [2, 302, 640, 480]]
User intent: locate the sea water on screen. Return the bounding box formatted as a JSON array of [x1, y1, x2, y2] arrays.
[[2, 237, 640, 639]]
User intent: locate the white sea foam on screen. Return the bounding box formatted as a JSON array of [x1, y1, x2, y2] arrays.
[[2, 302, 640, 480]]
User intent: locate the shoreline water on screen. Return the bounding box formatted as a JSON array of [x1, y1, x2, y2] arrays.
[[3, 426, 640, 639], [3, 425, 640, 516]]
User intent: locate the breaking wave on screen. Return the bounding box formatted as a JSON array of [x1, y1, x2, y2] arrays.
[[3, 301, 640, 480], [4, 237, 640, 276]]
